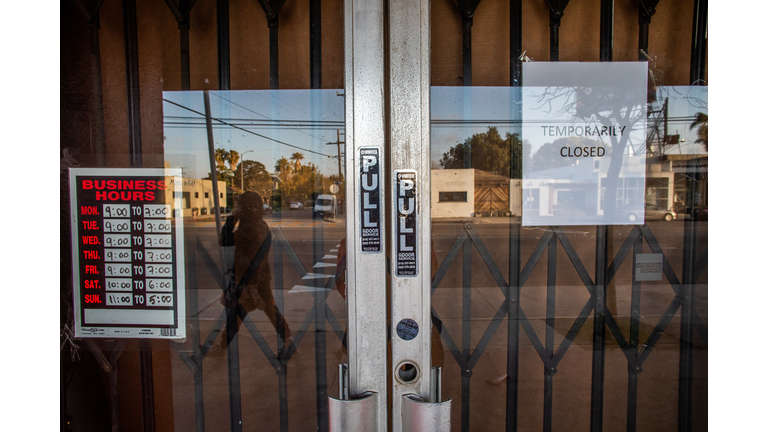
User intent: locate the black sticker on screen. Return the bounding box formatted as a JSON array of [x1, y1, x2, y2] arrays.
[[395, 170, 417, 277], [359, 148, 381, 253], [396, 318, 419, 341]]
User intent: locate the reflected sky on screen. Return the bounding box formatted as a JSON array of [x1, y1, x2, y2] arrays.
[[161, 86, 706, 178], [163, 90, 345, 178], [656, 85, 708, 154], [430, 85, 708, 168]]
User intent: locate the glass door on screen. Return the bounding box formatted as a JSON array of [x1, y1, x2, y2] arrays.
[[61, 0, 706, 431], [339, 1, 708, 432]]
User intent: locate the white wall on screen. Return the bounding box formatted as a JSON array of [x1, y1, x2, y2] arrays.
[[165, 178, 227, 217], [431, 169, 475, 218]]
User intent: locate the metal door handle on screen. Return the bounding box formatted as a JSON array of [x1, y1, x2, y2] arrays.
[[401, 394, 451, 432], [328, 392, 378, 432]]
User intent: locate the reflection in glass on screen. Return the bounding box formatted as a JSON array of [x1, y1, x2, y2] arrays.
[[521, 62, 648, 226], [218, 192, 292, 349], [430, 85, 707, 431], [162, 90, 347, 431]]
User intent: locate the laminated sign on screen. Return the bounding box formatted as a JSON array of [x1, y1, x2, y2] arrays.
[[522, 62, 648, 226], [394, 170, 418, 277], [69, 168, 186, 339], [359, 148, 382, 253]]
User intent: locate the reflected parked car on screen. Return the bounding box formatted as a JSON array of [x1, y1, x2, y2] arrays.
[[263, 203, 273, 214], [618, 203, 676, 223], [645, 203, 676, 221], [289, 201, 304, 210]]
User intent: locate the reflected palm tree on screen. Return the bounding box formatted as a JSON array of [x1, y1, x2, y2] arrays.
[[690, 112, 708, 152], [290, 152, 305, 172], [215, 148, 229, 168], [228, 150, 240, 173], [275, 157, 292, 182]]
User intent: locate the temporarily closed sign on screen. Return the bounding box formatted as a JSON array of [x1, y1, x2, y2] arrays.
[[522, 62, 648, 226], [69, 168, 186, 339]]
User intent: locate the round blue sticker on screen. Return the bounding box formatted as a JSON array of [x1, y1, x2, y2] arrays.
[[396, 318, 419, 341]]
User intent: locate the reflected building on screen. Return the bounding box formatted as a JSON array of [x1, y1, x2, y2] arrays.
[[165, 176, 227, 218]]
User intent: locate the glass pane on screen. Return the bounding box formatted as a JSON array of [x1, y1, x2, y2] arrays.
[[61, 0, 346, 429], [430, 84, 707, 431], [163, 90, 347, 431]]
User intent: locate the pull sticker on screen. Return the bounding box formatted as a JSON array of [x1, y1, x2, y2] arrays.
[[359, 148, 382, 253], [395, 170, 417, 277]]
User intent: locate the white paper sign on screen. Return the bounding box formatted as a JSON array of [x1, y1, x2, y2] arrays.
[[522, 62, 648, 226]]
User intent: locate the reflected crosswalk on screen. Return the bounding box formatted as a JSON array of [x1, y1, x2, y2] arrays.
[[288, 243, 342, 295]]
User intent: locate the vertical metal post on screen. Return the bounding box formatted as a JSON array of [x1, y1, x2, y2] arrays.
[[312, 90, 329, 432], [164, 0, 195, 90], [312, 228, 329, 432], [461, 237, 472, 432], [180, 27, 190, 90], [193, 367, 205, 432], [638, 1, 657, 61], [591, 16, 614, 427], [689, 0, 708, 85], [507, 6, 522, 427], [599, 0, 614, 62], [61, 356, 67, 431], [89, 339, 127, 432], [549, 11, 561, 61], [87, 9, 106, 167], [627, 229, 642, 432], [310, 0, 322, 89], [274, 234, 290, 432], [506, 220, 521, 432], [123, 0, 142, 168], [342, 0, 388, 430], [217, 0, 230, 90], [457, 1, 479, 170], [543, 234, 557, 432], [110, 363, 120, 432], [268, 57, 288, 431], [638, 16, 649, 61], [456, 1, 481, 86], [509, 0, 522, 86], [461, 13, 472, 169], [179, 0, 191, 91], [274, 239, 290, 432], [269, 18, 279, 89], [186, 236, 205, 432], [124, 3, 151, 429], [680, 4, 706, 425], [462, 13, 472, 87], [190, 245, 205, 432], [140, 340, 156, 432], [256, 1, 285, 90], [679, 173, 698, 432], [309, 25, 328, 430], [591, 225, 608, 432]]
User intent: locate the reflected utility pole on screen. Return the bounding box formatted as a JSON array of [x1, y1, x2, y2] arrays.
[[326, 129, 345, 180]]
